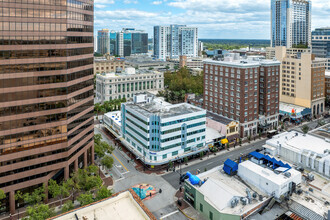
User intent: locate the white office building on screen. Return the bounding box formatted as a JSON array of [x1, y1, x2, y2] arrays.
[[121, 94, 207, 165], [154, 25, 198, 61], [95, 68, 164, 103]]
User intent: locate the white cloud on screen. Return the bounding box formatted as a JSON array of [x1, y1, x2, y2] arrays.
[[123, 0, 138, 4], [152, 1, 163, 5], [94, 0, 115, 3], [94, 0, 330, 39]]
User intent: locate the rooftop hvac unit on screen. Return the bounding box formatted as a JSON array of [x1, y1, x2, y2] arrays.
[[284, 172, 291, 178]]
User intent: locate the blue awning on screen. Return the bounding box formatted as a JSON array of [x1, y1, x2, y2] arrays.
[[249, 151, 264, 160]]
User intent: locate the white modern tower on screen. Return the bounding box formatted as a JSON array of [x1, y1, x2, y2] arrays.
[[154, 25, 198, 61]]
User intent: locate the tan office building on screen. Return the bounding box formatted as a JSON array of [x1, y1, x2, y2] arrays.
[[275, 46, 326, 116], [94, 56, 125, 74]]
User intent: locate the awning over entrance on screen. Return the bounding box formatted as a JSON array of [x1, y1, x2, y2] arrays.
[[279, 102, 311, 119], [221, 138, 229, 144]]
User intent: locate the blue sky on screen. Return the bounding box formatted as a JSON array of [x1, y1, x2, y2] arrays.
[[94, 0, 330, 39]]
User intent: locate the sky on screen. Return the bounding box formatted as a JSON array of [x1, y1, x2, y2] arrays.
[[94, 0, 330, 39]]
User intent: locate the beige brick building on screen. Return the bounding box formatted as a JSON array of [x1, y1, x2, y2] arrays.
[[275, 46, 326, 116], [94, 56, 125, 74]]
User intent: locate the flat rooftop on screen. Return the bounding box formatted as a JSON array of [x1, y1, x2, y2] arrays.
[[290, 172, 330, 218], [266, 131, 330, 156], [204, 58, 280, 67], [239, 160, 301, 186], [126, 98, 205, 119], [50, 190, 155, 220], [206, 127, 223, 143], [190, 166, 269, 216], [104, 111, 121, 126], [206, 111, 233, 125]]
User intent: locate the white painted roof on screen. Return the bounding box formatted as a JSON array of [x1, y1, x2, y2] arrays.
[[52, 191, 151, 220], [266, 131, 330, 156], [104, 111, 121, 126], [239, 160, 301, 185], [206, 127, 223, 143], [199, 178, 243, 211]]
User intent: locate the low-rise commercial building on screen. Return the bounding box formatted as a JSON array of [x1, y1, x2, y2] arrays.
[[184, 166, 270, 220], [206, 111, 239, 143], [238, 159, 301, 200], [121, 94, 207, 165], [94, 56, 125, 74], [95, 68, 164, 103], [264, 131, 330, 178], [103, 111, 121, 137], [125, 55, 174, 70], [179, 56, 204, 69], [50, 189, 156, 220]]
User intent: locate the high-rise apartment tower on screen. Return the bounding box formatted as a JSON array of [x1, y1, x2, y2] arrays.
[[271, 0, 311, 48]]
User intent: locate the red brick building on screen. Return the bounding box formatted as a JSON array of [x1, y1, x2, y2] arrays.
[[203, 55, 280, 138]]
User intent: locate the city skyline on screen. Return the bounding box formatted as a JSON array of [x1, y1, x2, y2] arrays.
[[94, 0, 330, 39]]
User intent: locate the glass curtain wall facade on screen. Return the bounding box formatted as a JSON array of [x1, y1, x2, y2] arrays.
[[132, 33, 148, 54], [110, 31, 116, 56], [312, 28, 330, 70], [97, 29, 110, 55], [0, 0, 94, 214], [271, 0, 311, 48]]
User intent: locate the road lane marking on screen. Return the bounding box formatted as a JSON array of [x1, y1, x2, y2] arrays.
[[112, 153, 129, 172], [160, 210, 179, 219]]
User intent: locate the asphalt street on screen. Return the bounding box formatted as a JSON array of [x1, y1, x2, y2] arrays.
[[162, 139, 266, 189]]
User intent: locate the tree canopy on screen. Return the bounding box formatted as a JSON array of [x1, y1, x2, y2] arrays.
[[0, 189, 5, 200], [159, 67, 203, 103], [23, 204, 55, 220]]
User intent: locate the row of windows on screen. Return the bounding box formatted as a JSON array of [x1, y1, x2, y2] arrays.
[[161, 122, 206, 135], [0, 58, 93, 74], [0, 47, 93, 60], [0, 79, 93, 102], [125, 110, 149, 125], [0, 8, 93, 21], [1, 69, 92, 88], [161, 129, 205, 143], [0, 90, 93, 117], [0, 36, 93, 45], [0, 0, 93, 11], [0, 22, 93, 32], [161, 115, 206, 126]]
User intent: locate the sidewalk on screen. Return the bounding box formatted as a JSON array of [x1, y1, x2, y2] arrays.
[[174, 188, 206, 220], [160, 137, 267, 176]]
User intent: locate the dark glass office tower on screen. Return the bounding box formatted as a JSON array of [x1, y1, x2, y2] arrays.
[[0, 0, 94, 214]]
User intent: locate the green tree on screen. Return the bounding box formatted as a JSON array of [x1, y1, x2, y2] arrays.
[[61, 200, 74, 213], [94, 103, 102, 116], [23, 204, 55, 220], [226, 143, 230, 150], [48, 179, 69, 207], [184, 157, 188, 164], [77, 193, 94, 206], [22, 185, 46, 206], [101, 155, 114, 170], [95, 186, 112, 201], [0, 189, 5, 200], [200, 151, 204, 158], [302, 125, 310, 134]]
